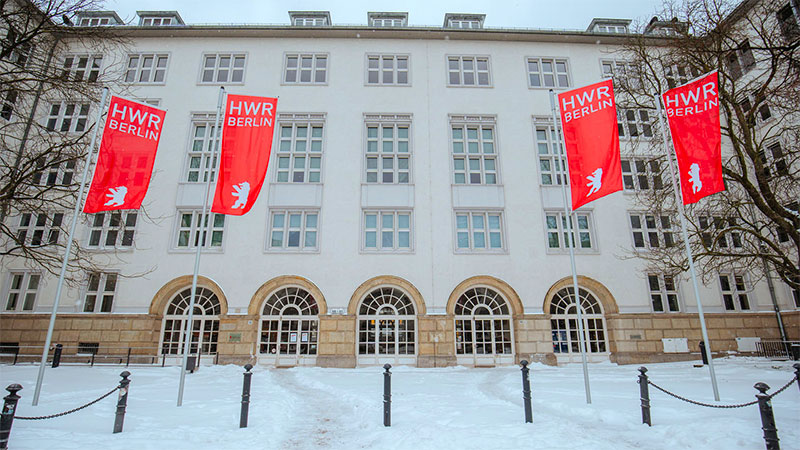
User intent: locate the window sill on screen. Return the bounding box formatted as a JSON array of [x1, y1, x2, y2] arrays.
[[527, 86, 571, 91], [363, 83, 412, 87], [264, 248, 321, 254], [359, 249, 415, 255], [168, 248, 224, 254], [280, 82, 329, 87], [454, 249, 509, 255], [446, 84, 493, 89]]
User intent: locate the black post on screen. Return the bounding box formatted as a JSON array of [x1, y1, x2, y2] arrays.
[[383, 364, 391, 427], [698, 341, 708, 365], [51, 343, 63, 368], [126, 348, 132, 367], [0, 384, 22, 449], [90, 352, 96, 367], [161, 351, 166, 367], [240, 363, 253, 428], [520, 360, 533, 423], [754, 382, 779, 450], [113, 371, 131, 434], [794, 363, 800, 393], [638, 366, 651, 426]]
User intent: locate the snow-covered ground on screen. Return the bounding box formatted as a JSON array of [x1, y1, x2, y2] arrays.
[[0, 357, 798, 449]]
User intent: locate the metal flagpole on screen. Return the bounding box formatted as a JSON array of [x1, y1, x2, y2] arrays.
[[32, 87, 109, 406], [655, 97, 720, 401], [178, 86, 225, 406], [549, 90, 592, 404]]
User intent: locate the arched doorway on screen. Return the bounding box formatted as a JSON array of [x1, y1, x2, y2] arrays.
[[357, 286, 417, 366], [549, 286, 609, 363], [258, 286, 320, 366], [454, 287, 514, 366], [159, 287, 221, 365]]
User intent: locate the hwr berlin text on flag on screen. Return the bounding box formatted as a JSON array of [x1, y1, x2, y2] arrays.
[[84, 96, 166, 213], [662, 71, 724, 205], [211, 94, 278, 215], [557, 79, 622, 210]]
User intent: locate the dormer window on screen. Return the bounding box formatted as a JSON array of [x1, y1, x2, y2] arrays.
[[596, 24, 627, 33], [80, 17, 110, 26], [142, 17, 172, 26], [587, 18, 631, 34], [444, 14, 485, 29], [75, 12, 123, 27], [644, 17, 688, 36], [137, 11, 184, 27], [289, 11, 331, 27], [368, 12, 408, 27]]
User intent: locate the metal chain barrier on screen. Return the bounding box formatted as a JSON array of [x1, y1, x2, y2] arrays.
[[648, 375, 798, 409], [15, 386, 119, 420]]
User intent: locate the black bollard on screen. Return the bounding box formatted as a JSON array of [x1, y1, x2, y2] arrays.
[[0, 384, 22, 450], [113, 371, 131, 433], [638, 367, 651, 426], [383, 364, 391, 427], [794, 364, 800, 393], [240, 364, 253, 428], [699, 341, 708, 365], [52, 343, 63, 368], [754, 382, 779, 450], [520, 360, 533, 423]]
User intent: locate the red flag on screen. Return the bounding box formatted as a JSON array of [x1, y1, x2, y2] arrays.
[[662, 71, 724, 204], [83, 96, 166, 213], [557, 79, 622, 210], [211, 94, 277, 215]]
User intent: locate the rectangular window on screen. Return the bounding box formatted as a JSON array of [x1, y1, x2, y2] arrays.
[[267, 210, 319, 251], [141, 17, 173, 26], [83, 272, 117, 313], [365, 118, 411, 184], [46, 102, 90, 132], [371, 18, 406, 27], [618, 109, 654, 138], [293, 17, 327, 26], [31, 158, 76, 186], [448, 19, 481, 29], [648, 274, 680, 312], [200, 53, 246, 83], [447, 56, 490, 86], [1, 89, 17, 120], [455, 211, 504, 251], [125, 53, 169, 83], [284, 54, 327, 84], [174, 210, 226, 249], [275, 116, 325, 183], [4, 272, 40, 312], [527, 57, 570, 88], [15, 212, 63, 246], [621, 158, 663, 191], [61, 54, 103, 82], [451, 120, 497, 185], [719, 273, 752, 311], [87, 212, 137, 249], [363, 210, 412, 251], [79, 17, 112, 26], [534, 121, 565, 185], [777, 202, 798, 243], [698, 215, 743, 250], [185, 115, 220, 183], [767, 142, 789, 176], [778, 3, 800, 42], [545, 212, 594, 250], [601, 59, 640, 89], [366, 55, 409, 85], [665, 64, 699, 89], [629, 213, 675, 249]]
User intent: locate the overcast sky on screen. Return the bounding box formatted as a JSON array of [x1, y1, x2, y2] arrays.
[[105, 0, 667, 30]]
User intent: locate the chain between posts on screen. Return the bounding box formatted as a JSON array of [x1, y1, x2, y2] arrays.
[[647, 375, 797, 409], [15, 386, 120, 420]]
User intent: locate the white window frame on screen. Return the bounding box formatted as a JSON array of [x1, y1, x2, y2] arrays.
[[365, 54, 410, 86], [15, 212, 64, 246], [371, 18, 406, 27], [448, 19, 481, 29], [86, 211, 137, 250], [629, 213, 677, 250], [534, 119, 565, 186], [447, 55, 491, 87], [80, 17, 112, 26], [1, 89, 17, 120], [3, 272, 41, 312], [450, 116, 499, 185], [283, 53, 328, 85], [184, 114, 220, 183], [266, 209, 320, 252], [621, 157, 664, 191], [199, 53, 246, 84], [618, 108, 654, 139], [664, 64, 700, 89], [647, 274, 681, 312], [61, 54, 103, 82], [454, 210, 505, 252], [526, 57, 571, 88], [600, 59, 640, 90], [274, 114, 325, 183], [544, 211, 596, 252], [83, 272, 118, 313], [364, 115, 412, 184], [32, 158, 76, 187], [173, 210, 226, 250], [362, 210, 413, 252], [698, 215, 744, 251], [45, 102, 90, 133], [718, 273, 753, 311], [125, 53, 169, 84], [141, 17, 173, 26], [293, 17, 327, 26]]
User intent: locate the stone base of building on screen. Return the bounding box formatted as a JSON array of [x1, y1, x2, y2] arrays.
[[316, 355, 356, 368]]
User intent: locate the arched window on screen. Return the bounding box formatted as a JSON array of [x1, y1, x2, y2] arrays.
[[259, 287, 319, 358], [454, 287, 513, 356], [549, 287, 607, 354], [161, 287, 221, 355], [357, 287, 416, 357]]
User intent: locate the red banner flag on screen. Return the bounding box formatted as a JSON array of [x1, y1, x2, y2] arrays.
[[662, 71, 724, 205], [557, 79, 622, 210], [83, 96, 166, 213], [211, 94, 277, 215]]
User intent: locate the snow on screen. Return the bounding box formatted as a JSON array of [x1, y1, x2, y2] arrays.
[[1, 357, 798, 450]]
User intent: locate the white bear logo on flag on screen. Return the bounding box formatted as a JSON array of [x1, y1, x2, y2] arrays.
[[232, 181, 250, 209], [688, 163, 702, 194], [104, 186, 127, 207], [586, 168, 603, 196]]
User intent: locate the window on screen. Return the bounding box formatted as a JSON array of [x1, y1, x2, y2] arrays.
[[726, 40, 756, 80], [83, 272, 117, 313], [1, 89, 17, 120], [77, 343, 99, 354], [366, 55, 409, 85], [777, 202, 798, 243], [527, 58, 570, 88], [621, 158, 663, 191], [2, 28, 31, 67], [719, 273, 752, 311], [648, 274, 680, 312], [454, 287, 513, 356], [293, 17, 327, 26], [455, 211, 504, 251], [268, 210, 319, 251], [357, 287, 416, 357], [31, 158, 76, 186], [365, 117, 411, 183], [125, 54, 169, 83], [665, 64, 699, 89], [450, 119, 498, 184], [200, 53, 246, 83], [4, 272, 40, 312], [777, 2, 800, 41], [15, 212, 63, 246], [283, 54, 327, 84], [46, 102, 89, 132], [545, 212, 594, 251], [534, 121, 565, 185], [161, 287, 220, 355], [595, 24, 628, 33], [61, 54, 103, 82], [698, 215, 743, 250], [363, 210, 412, 251], [185, 115, 220, 183], [601, 59, 640, 89], [259, 287, 319, 357], [787, 275, 800, 308], [79, 17, 112, 26], [618, 109, 653, 138], [447, 56, 490, 86], [764, 142, 789, 176], [275, 115, 324, 183], [447, 19, 481, 29], [141, 17, 173, 26], [372, 18, 405, 27], [174, 210, 225, 249], [630, 213, 676, 249], [550, 287, 607, 354], [87, 212, 137, 249]]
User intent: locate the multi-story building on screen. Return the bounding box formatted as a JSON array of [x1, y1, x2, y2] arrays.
[[1, 5, 797, 368]]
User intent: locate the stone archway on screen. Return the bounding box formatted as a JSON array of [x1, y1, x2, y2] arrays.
[[149, 275, 229, 317]]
